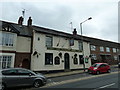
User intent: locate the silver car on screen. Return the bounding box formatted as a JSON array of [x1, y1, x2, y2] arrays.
[[0, 68, 47, 90]]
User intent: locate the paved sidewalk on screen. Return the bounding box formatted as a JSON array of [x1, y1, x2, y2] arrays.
[[44, 65, 118, 78], [44, 70, 86, 78]]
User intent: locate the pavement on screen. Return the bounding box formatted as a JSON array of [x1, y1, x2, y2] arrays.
[[44, 65, 118, 78], [44, 69, 86, 78]]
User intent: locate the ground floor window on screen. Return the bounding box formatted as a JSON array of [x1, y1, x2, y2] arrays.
[[45, 53, 53, 65], [79, 55, 84, 64], [73, 57, 78, 64], [54, 56, 60, 65], [73, 54, 78, 64], [0, 56, 12, 69], [91, 54, 97, 60]]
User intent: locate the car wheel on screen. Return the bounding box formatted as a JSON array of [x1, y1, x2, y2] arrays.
[[33, 80, 42, 88], [107, 69, 111, 73], [96, 71, 100, 75], [1, 83, 6, 90]]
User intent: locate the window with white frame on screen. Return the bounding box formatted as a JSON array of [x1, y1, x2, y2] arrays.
[[46, 36, 53, 47], [114, 55, 118, 60], [106, 47, 110, 52], [113, 48, 117, 53], [0, 56, 12, 69], [0, 32, 14, 46], [78, 41, 83, 51], [117, 49, 120, 53], [91, 54, 97, 60], [100, 46, 104, 52], [90, 45, 96, 51]]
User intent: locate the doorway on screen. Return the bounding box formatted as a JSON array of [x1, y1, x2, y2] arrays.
[[22, 59, 30, 69], [64, 53, 70, 70]]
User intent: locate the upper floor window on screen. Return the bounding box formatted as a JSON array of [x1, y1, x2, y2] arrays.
[[78, 41, 83, 51], [0, 32, 14, 46], [106, 47, 110, 52], [90, 45, 96, 51], [100, 46, 104, 52], [117, 49, 119, 52], [46, 36, 53, 47], [113, 48, 117, 53]]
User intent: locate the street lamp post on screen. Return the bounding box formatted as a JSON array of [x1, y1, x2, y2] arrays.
[[80, 17, 92, 72]]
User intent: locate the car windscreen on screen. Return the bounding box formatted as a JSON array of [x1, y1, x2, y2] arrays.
[[92, 64, 100, 67]]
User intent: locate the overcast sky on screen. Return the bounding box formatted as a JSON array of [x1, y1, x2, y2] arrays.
[[0, 0, 119, 43]]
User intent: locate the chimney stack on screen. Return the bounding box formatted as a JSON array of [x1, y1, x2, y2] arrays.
[[18, 16, 24, 25], [73, 28, 77, 35], [27, 17, 32, 26]]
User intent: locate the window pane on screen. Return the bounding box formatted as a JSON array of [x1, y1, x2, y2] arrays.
[[91, 45, 96, 51], [113, 48, 117, 53], [45, 53, 53, 65], [54, 56, 60, 65], [100, 46, 104, 52], [0, 56, 12, 69], [46, 36, 52, 47], [2, 56, 6, 69], [7, 56, 12, 68], [5, 34, 9, 46], [79, 55, 84, 64], [78, 41, 83, 51], [106, 47, 110, 52], [2, 33, 5, 45], [18, 69, 30, 75], [9, 34, 14, 46], [1, 33, 14, 46]]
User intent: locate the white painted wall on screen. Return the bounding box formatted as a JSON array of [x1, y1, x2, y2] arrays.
[[31, 31, 91, 71], [83, 42, 91, 68]]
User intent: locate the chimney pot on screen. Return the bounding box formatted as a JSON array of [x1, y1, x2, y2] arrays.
[[27, 17, 32, 26], [18, 16, 24, 25], [73, 28, 77, 35]]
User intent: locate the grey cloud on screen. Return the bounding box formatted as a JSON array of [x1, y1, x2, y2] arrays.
[[0, 1, 118, 42]]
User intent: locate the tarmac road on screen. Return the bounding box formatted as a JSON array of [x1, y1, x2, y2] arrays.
[[36, 71, 120, 89], [9, 65, 119, 90]]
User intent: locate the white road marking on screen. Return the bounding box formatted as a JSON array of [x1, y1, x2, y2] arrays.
[[94, 83, 116, 90]]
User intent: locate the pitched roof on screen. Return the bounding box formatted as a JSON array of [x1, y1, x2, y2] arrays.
[[0, 20, 33, 37], [0, 20, 119, 47]]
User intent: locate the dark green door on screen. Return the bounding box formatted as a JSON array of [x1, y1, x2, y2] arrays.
[[64, 53, 70, 70]]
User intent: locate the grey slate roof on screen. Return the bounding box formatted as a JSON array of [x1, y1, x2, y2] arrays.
[[0, 20, 33, 37], [0, 20, 119, 48]]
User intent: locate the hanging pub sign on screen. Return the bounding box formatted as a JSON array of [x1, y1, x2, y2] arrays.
[[69, 39, 74, 46]]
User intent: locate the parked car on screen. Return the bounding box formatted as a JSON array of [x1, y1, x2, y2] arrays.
[[88, 63, 111, 74], [0, 68, 47, 90]]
